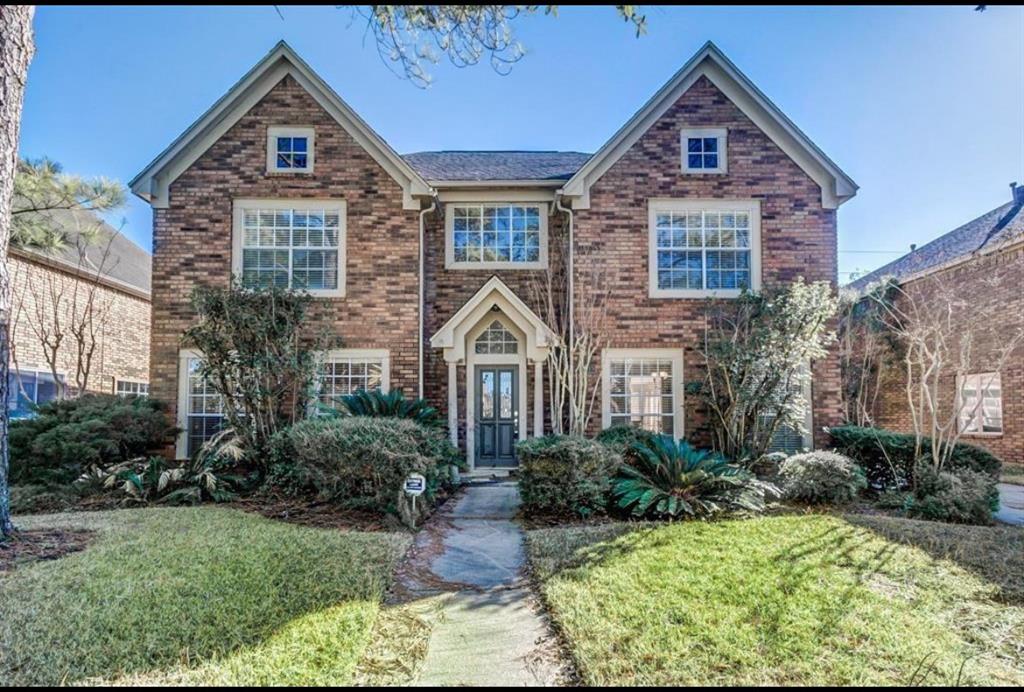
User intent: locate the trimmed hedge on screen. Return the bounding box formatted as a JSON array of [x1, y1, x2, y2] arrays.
[[270, 416, 457, 514], [517, 435, 620, 518], [828, 425, 1001, 489], [9, 394, 177, 485], [907, 462, 999, 526], [779, 451, 866, 505]]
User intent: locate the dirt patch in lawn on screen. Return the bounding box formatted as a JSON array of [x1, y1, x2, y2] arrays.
[[0, 528, 95, 572]]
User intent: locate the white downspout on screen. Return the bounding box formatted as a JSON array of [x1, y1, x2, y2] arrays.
[[418, 197, 437, 400], [555, 193, 574, 422]]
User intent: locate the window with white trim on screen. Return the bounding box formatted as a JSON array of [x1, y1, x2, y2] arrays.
[[681, 128, 727, 174], [267, 126, 314, 173], [115, 380, 149, 397], [475, 320, 519, 354], [602, 350, 683, 437], [180, 353, 224, 457], [959, 372, 1003, 434], [233, 200, 345, 297], [6, 369, 65, 419], [649, 200, 760, 298], [316, 350, 390, 411], [446, 203, 546, 268]]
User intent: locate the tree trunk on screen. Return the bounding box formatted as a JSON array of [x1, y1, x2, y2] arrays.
[[0, 6, 35, 538]]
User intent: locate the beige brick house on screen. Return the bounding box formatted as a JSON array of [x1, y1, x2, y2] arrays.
[[131, 41, 857, 466], [7, 209, 151, 417]]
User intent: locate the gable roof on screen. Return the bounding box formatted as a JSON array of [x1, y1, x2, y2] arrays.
[[403, 151, 591, 185], [560, 41, 858, 210], [130, 41, 431, 210], [847, 199, 1024, 292], [11, 208, 151, 299]]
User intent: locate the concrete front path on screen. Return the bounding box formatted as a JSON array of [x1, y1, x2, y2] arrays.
[[389, 481, 569, 686], [996, 483, 1024, 526]]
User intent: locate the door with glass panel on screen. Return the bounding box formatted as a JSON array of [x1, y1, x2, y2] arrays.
[[476, 366, 518, 467]]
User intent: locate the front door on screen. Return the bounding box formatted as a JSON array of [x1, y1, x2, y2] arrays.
[[476, 366, 518, 467]]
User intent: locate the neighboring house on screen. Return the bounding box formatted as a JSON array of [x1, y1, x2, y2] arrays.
[[6, 209, 152, 417], [131, 41, 857, 466], [848, 186, 1024, 464]]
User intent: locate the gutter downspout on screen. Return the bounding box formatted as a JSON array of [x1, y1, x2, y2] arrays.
[[555, 193, 574, 424], [418, 196, 437, 400]]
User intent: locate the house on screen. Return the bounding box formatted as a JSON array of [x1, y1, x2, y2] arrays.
[[848, 186, 1024, 464], [131, 41, 857, 466], [7, 209, 151, 417]]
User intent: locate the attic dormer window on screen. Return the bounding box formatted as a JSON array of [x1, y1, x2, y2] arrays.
[[267, 126, 314, 173], [681, 128, 727, 174]]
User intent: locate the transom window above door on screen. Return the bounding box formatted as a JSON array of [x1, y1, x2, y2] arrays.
[[267, 126, 315, 173], [233, 199, 346, 297], [475, 320, 519, 354], [648, 199, 761, 299], [446, 203, 547, 269]]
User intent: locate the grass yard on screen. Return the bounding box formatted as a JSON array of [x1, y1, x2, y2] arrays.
[[1002, 463, 1024, 486], [0, 506, 410, 686], [527, 514, 1024, 686]]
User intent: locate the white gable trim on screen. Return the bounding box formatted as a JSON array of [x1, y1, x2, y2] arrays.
[[430, 276, 555, 363], [130, 41, 432, 210], [560, 42, 857, 210]]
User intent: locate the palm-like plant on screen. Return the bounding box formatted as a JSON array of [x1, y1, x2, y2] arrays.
[[324, 388, 440, 427], [612, 435, 778, 519]]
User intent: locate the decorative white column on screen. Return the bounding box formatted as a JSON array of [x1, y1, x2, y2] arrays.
[[447, 361, 458, 447], [534, 360, 544, 437]]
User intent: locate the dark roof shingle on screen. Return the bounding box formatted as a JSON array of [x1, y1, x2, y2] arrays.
[[847, 200, 1024, 291], [402, 150, 591, 182]]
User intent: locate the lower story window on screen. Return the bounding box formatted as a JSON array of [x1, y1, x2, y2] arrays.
[[316, 349, 389, 411], [959, 372, 1002, 434], [115, 380, 149, 397], [178, 351, 224, 458], [602, 349, 683, 437], [7, 368, 65, 418]]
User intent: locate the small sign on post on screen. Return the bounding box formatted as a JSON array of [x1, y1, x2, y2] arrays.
[[404, 473, 426, 497]]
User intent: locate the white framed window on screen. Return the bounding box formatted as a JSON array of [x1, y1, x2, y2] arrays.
[[601, 348, 684, 439], [648, 199, 761, 299], [475, 320, 519, 355], [445, 203, 548, 269], [6, 368, 66, 419], [315, 349, 390, 411], [232, 199, 346, 297], [958, 372, 1003, 435], [681, 127, 727, 174], [267, 126, 315, 173], [176, 349, 225, 459], [115, 379, 149, 397]]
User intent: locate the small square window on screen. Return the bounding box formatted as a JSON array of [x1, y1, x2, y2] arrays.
[[681, 128, 727, 174], [267, 127, 315, 173]]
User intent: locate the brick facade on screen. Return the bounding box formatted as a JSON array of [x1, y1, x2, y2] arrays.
[[868, 243, 1024, 464], [8, 253, 150, 394]]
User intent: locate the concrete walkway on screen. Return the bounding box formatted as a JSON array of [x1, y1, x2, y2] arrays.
[[389, 481, 569, 686], [996, 483, 1024, 526]]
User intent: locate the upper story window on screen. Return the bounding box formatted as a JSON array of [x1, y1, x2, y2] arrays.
[[445, 203, 548, 269], [681, 128, 727, 174], [267, 126, 315, 173], [648, 199, 761, 299], [232, 199, 346, 297], [958, 372, 1003, 435]]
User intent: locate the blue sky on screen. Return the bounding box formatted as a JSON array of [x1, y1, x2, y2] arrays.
[[19, 5, 1024, 281]]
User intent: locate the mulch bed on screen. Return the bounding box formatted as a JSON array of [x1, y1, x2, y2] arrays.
[[230, 495, 403, 533], [0, 528, 95, 572]]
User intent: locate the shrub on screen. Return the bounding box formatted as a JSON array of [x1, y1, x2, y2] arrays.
[[271, 417, 456, 514], [778, 451, 866, 504], [828, 425, 1001, 489], [517, 436, 620, 517], [611, 436, 778, 520], [325, 388, 441, 427], [9, 394, 177, 485], [595, 425, 657, 454], [906, 462, 998, 526]]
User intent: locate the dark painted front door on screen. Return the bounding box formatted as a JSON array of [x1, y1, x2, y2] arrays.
[[476, 366, 518, 467]]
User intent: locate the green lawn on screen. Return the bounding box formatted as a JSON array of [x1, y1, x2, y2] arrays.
[[0, 506, 410, 686], [527, 515, 1024, 686], [1002, 463, 1024, 486]]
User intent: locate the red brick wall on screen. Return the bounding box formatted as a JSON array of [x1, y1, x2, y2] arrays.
[[8, 253, 150, 392], [574, 76, 843, 447], [151, 75, 421, 435], [870, 244, 1024, 464]]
